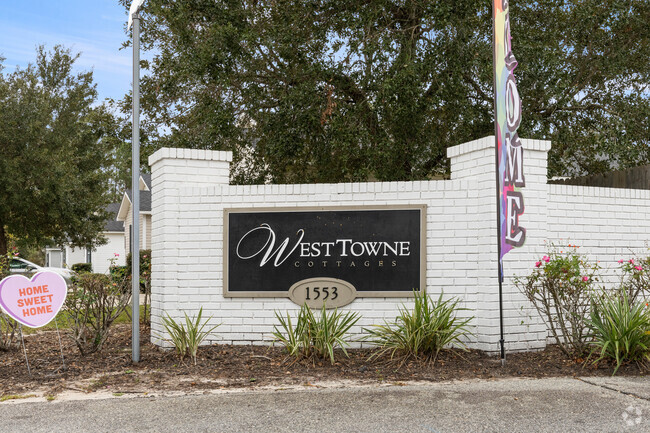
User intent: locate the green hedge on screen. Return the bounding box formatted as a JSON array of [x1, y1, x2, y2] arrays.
[[71, 263, 93, 274]]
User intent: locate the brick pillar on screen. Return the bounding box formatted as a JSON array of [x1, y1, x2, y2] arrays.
[[447, 137, 551, 352], [148, 148, 232, 345]]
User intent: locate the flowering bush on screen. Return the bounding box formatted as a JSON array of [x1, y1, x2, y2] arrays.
[[618, 256, 650, 304], [515, 244, 598, 357], [65, 273, 131, 355]]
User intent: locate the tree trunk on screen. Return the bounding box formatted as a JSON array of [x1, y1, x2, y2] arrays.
[[0, 224, 7, 257]]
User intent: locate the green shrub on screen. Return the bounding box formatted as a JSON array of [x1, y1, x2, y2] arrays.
[[126, 249, 151, 287], [160, 307, 220, 365], [364, 291, 473, 364], [514, 244, 597, 357], [64, 272, 131, 355], [71, 263, 92, 274], [0, 250, 10, 280], [273, 303, 360, 365], [0, 312, 18, 351], [0, 251, 18, 351], [109, 265, 128, 283], [126, 250, 151, 325], [586, 290, 650, 375]]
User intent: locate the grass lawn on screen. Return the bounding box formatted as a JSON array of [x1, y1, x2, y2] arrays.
[[4, 305, 150, 335]]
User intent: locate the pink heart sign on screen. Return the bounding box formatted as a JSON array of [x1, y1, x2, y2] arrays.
[[0, 272, 67, 328]]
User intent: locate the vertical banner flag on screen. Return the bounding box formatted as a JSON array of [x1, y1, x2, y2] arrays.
[[493, 0, 525, 272]]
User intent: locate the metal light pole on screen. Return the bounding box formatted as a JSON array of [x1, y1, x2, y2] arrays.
[[129, 0, 145, 363]]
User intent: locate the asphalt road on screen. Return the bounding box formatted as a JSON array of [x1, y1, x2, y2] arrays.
[[1, 377, 649, 433]]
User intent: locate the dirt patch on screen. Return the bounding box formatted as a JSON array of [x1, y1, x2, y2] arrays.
[[0, 324, 645, 399]]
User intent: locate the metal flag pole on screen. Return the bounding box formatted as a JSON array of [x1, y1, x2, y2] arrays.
[[492, 1, 506, 367], [130, 1, 145, 363]]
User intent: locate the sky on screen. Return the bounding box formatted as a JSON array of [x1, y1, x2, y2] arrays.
[[0, 0, 133, 102]]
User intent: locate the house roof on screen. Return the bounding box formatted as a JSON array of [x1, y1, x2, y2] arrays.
[[104, 202, 124, 232], [124, 189, 152, 212], [116, 174, 153, 222], [140, 173, 151, 191]]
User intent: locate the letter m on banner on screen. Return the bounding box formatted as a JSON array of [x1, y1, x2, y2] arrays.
[[493, 0, 525, 273]]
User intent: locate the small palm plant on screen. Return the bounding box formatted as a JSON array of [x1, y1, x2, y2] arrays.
[[586, 290, 650, 375], [161, 307, 220, 365], [272, 303, 360, 365], [364, 290, 473, 364]]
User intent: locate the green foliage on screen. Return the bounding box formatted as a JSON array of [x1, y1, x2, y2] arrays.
[[109, 265, 129, 283], [0, 250, 10, 280], [586, 290, 650, 375], [272, 303, 360, 365], [126, 249, 152, 325], [0, 251, 18, 350], [160, 307, 220, 365], [364, 291, 473, 364], [0, 45, 120, 256], [120, 0, 650, 183], [0, 312, 18, 352], [72, 263, 93, 274], [64, 272, 131, 355], [515, 244, 598, 357], [126, 249, 152, 281]]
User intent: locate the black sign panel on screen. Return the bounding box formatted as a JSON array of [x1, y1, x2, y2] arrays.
[[224, 206, 425, 296]]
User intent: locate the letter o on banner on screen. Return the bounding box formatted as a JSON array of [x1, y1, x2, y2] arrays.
[[505, 75, 521, 131]]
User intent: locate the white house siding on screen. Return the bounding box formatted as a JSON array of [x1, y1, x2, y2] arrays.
[[65, 246, 88, 268], [92, 232, 126, 274], [124, 208, 152, 253]]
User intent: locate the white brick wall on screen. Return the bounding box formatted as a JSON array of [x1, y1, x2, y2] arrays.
[[148, 138, 650, 353], [546, 184, 650, 285]]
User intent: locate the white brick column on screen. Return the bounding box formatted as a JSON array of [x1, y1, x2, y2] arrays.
[[447, 137, 551, 352], [148, 148, 232, 344], [502, 139, 552, 351]]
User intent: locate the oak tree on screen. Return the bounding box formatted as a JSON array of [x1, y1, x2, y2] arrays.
[[121, 0, 650, 182], [0, 46, 117, 255]]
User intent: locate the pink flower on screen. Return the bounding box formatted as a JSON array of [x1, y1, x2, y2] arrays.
[[629, 259, 635, 264], [114, 253, 120, 257], [582, 276, 589, 282], [634, 266, 643, 271], [143, 255, 148, 258], [535, 261, 542, 268], [618, 259, 624, 264], [543, 256, 550, 263]]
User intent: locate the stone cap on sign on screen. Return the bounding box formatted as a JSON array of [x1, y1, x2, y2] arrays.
[[148, 147, 233, 166]]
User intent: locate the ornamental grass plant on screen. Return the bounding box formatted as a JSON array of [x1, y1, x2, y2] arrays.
[[272, 303, 360, 365], [160, 307, 220, 365], [586, 290, 650, 375], [364, 290, 473, 365]]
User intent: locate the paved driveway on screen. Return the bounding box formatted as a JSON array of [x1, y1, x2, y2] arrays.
[[1, 377, 649, 432]]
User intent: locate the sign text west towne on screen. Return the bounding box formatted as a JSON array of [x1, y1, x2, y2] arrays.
[[224, 206, 425, 300]]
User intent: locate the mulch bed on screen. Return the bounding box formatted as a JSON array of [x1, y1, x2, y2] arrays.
[[0, 324, 645, 397]]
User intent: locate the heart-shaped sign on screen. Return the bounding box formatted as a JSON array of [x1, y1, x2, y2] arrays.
[[0, 272, 67, 328]]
